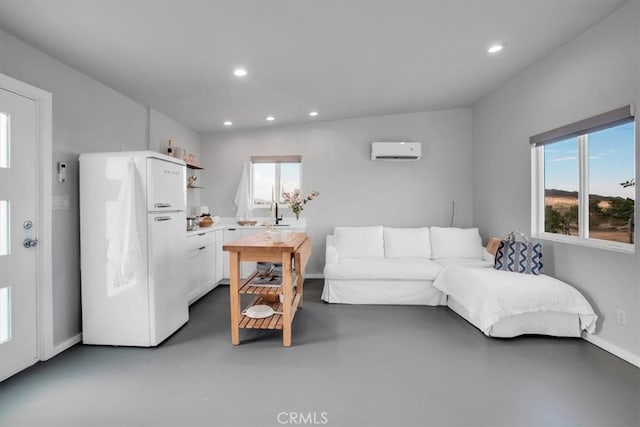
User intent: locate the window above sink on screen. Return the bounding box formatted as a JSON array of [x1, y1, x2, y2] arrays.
[[250, 155, 301, 208]]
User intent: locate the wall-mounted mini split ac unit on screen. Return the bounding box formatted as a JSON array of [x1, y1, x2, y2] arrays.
[[371, 142, 421, 160]]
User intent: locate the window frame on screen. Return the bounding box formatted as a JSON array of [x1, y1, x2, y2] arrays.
[[531, 107, 635, 253], [249, 155, 302, 209]]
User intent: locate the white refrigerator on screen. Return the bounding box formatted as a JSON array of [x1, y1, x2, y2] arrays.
[[79, 151, 189, 346]]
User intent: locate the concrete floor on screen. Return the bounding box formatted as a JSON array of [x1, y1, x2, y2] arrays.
[[0, 280, 638, 427]]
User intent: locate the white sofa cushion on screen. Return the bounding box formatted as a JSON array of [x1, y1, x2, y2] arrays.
[[430, 227, 483, 259], [324, 258, 442, 281], [433, 257, 493, 269], [383, 227, 431, 258], [334, 226, 384, 258]]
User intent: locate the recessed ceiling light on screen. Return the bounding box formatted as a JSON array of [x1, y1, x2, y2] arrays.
[[233, 67, 247, 77], [309, 111, 319, 117], [266, 116, 275, 121], [487, 44, 506, 54], [223, 121, 233, 126]]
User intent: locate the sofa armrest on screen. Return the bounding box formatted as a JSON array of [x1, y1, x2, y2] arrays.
[[326, 235, 339, 264]]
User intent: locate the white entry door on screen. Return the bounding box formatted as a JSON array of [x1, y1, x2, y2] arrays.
[[0, 87, 38, 381]]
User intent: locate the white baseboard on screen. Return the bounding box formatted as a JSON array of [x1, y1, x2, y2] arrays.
[[582, 333, 640, 368], [50, 333, 82, 359]]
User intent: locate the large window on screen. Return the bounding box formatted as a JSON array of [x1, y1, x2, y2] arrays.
[[250, 155, 301, 207], [532, 106, 635, 251]]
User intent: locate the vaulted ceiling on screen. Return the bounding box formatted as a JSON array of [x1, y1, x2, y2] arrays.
[[0, 0, 630, 133]]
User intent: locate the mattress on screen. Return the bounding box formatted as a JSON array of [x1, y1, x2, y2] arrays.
[[447, 297, 582, 338], [432, 266, 597, 336]]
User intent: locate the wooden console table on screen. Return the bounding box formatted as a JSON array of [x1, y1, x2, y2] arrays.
[[223, 232, 311, 347]]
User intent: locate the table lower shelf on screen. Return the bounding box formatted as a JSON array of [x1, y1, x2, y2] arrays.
[[239, 294, 302, 330], [238, 270, 298, 296]]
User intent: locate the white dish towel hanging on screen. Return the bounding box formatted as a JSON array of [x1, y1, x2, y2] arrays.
[[234, 162, 252, 220], [106, 158, 143, 291]]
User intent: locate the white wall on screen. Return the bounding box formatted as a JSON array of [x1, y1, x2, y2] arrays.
[[201, 109, 474, 274], [0, 30, 199, 347], [149, 108, 201, 157], [148, 108, 202, 214], [472, 1, 639, 359]]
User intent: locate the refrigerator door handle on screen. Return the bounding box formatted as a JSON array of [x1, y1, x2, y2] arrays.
[[155, 216, 173, 222], [154, 203, 174, 208]]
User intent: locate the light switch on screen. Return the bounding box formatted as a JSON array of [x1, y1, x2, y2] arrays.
[[57, 162, 67, 183]]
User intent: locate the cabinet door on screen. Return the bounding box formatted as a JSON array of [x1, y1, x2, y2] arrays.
[[186, 249, 200, 304], [215, 230, 224, 283], [200, 245, 216, 291], [223, 229, 242, 279]]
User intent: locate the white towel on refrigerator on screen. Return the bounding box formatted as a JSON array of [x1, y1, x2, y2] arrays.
[[107, 158, 143, 290]]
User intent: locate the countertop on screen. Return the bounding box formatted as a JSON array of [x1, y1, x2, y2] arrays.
[[186, 217, 306, 237]]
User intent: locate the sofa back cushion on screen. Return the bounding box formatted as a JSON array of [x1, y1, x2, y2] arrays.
[[383, 227, 431, 258], [334, 226, 384, 258], [430, 227, 482, 259]]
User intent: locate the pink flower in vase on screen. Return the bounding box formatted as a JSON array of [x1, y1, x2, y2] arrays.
[[282, 188, 320, 220]]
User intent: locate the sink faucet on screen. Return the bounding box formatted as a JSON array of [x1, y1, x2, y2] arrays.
[[274, 202, 283, 225]]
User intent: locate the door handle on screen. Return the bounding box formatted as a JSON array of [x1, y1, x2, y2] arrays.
[[154, 203, 173, 208], [23, 238, 38, 248], [155, 216, 173, 222]]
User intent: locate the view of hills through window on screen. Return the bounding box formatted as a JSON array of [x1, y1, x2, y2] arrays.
[[544, 122, 635, 244]]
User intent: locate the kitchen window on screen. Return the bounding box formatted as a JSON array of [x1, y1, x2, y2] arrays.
[[531, 106, 635, 252], [250, 155, 301, 207]]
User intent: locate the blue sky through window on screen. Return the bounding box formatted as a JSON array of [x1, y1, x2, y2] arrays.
[[544, 122, 635, 199]]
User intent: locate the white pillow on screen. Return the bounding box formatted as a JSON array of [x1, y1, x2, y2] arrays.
[[430, 227, 483, 259], [334, 226, 384, 258], [383, 227, 431, 258]]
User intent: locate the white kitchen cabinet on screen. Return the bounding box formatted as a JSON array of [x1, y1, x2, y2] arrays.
[[200, 245, 216, 291], [223, 228, 241, 279], [215, 229, 224, 283], [186, 248, 201, 303], [186, 230, 218, 304]]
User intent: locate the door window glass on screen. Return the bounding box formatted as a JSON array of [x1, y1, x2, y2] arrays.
[[0, 200, 8, 256], [0, 287, 11, 344], [0, 112, 9, 168]]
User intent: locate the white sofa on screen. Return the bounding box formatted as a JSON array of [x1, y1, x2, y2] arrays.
[[321, 226, 493, 305], [321, 225, 598, 339]]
